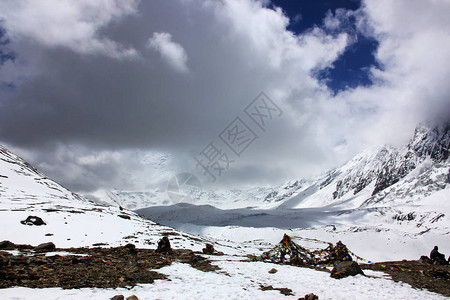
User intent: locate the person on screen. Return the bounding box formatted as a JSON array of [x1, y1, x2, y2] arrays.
[[430, 246, 447, 265]]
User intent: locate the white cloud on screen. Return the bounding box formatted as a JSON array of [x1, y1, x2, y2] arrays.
[[147, 32, 189, 73], [333, 0, 450, 149], [1, 0, 449, 193], [0, 0, 139, 58]]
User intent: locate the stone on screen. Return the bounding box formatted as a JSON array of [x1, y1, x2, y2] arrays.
[[268, 268, 278, 274], [156, 236, 172, 253], [331, 261, 364, 279], [126, 296, 139, 300], [111, 295, 124, 300], [35, 242, 56, 252], [124, 243, 137, 256], [0, 240, 16, 250], [202, 243, 214, 255], [20, 216, 46, 226], [419, 255, 432, 264], [299, 293, 319, 300]]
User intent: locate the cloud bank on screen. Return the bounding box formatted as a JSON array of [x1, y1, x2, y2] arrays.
[[0, 0, 449, 194]]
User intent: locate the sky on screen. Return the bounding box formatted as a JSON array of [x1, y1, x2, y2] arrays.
[[0, 0, 449, 196]]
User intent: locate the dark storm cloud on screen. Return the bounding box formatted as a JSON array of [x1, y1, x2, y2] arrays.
[[0, 0, 449, 193]]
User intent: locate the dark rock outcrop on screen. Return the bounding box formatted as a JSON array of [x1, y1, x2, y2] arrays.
[[299, 293, 319, 300], [0, 240, 16, 250], [330, 261, 364, 279], [156, 237, 172, 253], [20, 216, 46, 226], [202, 243, 214, 255], [35, 242, 56, 252]]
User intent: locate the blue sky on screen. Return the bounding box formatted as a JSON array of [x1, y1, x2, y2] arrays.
[[271, 0, 380, 93], [0, 0, 449, 194]]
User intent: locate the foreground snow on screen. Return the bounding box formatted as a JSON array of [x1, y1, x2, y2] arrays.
[[0, 260, 446, 300]]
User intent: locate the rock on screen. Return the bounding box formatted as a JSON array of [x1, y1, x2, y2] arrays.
[[202, 243, 214, 255], [259, 285, 294, 296], [35, 242, 56, 252], [156, 236, 172, 253], [124, 243, 137, 256], [0, 240, 16, 250], [126, 296, 139, 300], [118, 214, 131, 220], [330, 261, 364, 279], [20, 215, 46, 226], [268, 268, 278, 274], [419, 255, 432, 264], [299, 293, 319, 300], [111, 295, 124, 300]]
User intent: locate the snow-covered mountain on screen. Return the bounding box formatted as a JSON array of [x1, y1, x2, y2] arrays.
[[0, 145, 234, 253], [276, 121, 450, 210], [98, 122, 449, 217], [98, 185, 299, 210], [1, 135, 449, 300], [138, 121, 450, 249]]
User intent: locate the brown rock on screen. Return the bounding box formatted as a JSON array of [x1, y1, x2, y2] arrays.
[[35, 242, 56, 252], [299, 293, 319, 300], [268, 268, 278, 274], [156, 236, 172, 253], [331, 261, 364, 279], [126, 296, 139, 300], [111, 295, 124, 300], [0, 240, 16, 250], [202, 243, 214, 255]]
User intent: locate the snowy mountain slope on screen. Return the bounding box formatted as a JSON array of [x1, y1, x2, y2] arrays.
[[1, 146, 449, 299], [0, 145, 237, 253], [105, 122, 449, 215], [136, 122, 450, 262], [274, 122, 450, 211]]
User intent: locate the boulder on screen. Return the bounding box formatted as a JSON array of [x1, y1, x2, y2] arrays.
[[0, 240, 16, 250], [111, 295, 124, 300], [127, 296, 139, 300], [330, 261, 364, 279], [156, 237, 172, 253], [202, 243, 214, 255], [20, 216, 46, 226], [419, 255, 432, 264], [299, 293, 319, 300], [35, 242, 56, 252], [268, 268, 278, 274], [124, 243, 138, 256]]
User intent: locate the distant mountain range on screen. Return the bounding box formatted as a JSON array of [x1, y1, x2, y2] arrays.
[[276, 121, 450, 210], [98, 121, 449, 216], [136, 121, 450, 236]]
